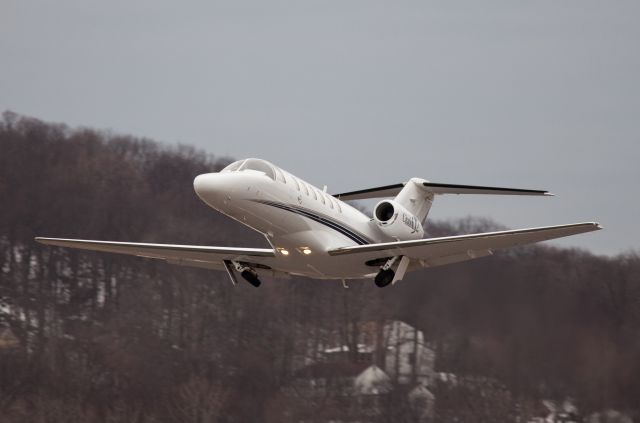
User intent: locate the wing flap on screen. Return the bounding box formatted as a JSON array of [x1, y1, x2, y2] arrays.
[[328, 222, 601, 266], [35, 237, 275, 266]]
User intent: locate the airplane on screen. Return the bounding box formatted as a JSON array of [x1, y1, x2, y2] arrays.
[[35, 158, 601, 288]]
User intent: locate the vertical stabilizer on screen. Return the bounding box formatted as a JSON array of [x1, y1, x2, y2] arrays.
[[394, 178, 434, 224]]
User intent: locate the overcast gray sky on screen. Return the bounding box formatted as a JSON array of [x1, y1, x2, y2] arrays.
[[2, 0, 638, 255]]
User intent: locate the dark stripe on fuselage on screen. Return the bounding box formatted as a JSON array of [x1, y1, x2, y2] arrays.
[[254, 200, 371, 245]]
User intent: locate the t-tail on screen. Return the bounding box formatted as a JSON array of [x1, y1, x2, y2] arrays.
[[335, 178, 552, 237]]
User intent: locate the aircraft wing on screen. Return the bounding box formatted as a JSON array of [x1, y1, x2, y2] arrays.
[[334, 183, 405, 200], [328, 222, 601, 268], [35, 237, 276, 270], [334, 182, 551, 200]]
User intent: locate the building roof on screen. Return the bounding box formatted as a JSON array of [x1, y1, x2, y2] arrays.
[[354, 365, 392, 394]]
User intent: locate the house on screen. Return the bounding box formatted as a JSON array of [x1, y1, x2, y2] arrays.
[[382, 320, 435, 386], [317, 320, 436, 387], [277, 320, 436, 422]]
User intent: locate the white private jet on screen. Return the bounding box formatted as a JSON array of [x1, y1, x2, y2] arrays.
[[36, 158, 601, 288]]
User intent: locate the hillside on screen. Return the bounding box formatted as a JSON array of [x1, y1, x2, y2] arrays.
[[0, 111, 638, 422]]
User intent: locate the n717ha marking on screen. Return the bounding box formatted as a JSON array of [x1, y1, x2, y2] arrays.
[[36, 158, 601, 288]]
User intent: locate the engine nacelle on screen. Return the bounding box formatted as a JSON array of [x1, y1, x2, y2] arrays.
[[373, 200, 424, 240]]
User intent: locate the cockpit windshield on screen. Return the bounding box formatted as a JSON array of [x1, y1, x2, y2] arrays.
[[220, 158, 276, 180], [221, 160, 245, 173]]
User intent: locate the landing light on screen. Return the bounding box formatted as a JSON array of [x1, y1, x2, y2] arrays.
[[278, 248, 289, 256], [302, 248, 312, 255]]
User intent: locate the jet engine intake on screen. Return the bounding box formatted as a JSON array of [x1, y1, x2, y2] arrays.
[[373, 200, 424, 240]]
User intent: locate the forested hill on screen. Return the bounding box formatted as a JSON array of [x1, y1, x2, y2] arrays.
[[0, 111, 638, 422]]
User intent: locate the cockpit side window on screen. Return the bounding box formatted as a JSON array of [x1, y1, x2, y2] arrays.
[[274, 167, 286, 183], [239, 159, 276, 180], [287, 173, 300, 191]]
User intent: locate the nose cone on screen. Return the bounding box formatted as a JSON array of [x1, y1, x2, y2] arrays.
[[193, 173, 227, 205]]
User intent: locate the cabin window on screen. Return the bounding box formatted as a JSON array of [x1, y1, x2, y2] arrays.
[[326, 194, 334, 209], [289, 174, 300, 191], [332, 198, 342, 213]]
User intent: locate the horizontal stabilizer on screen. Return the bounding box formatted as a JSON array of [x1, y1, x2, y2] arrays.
[[334, 181, 551, 200], [422, 182, 551, 196]]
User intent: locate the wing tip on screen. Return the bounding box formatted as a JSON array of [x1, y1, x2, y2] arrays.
[[35, 236, 65, 245], [576, 222, 602, 231]]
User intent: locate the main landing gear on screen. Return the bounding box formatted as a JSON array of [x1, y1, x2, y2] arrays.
[[224, 260, 262, 287], [240, 268, 261, 287], [375, 268, 395, 287], [374, 256, 410, 288], [375, 256, 398, 288]]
